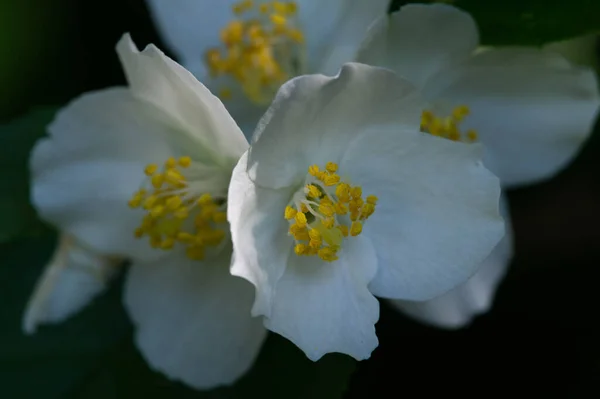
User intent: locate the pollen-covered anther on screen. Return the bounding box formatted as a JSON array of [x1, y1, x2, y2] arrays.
[[285, 162, 378, 263], [127, 156, 227, 261], [421, 105, 478, 143], [204, 0, 305, 105]]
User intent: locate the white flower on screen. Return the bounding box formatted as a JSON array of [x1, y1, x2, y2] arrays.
[[144, 0, 389, 133], [355, 4, 600, 328], [227, 62, 505, 361], [24, 33, 266, 389]]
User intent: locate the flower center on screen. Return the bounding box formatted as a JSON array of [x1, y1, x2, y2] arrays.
[[128, 157, 227, 261], [204, 0, 306, 105], [284, 162, 378, 263], [421, 105, 478, 142]]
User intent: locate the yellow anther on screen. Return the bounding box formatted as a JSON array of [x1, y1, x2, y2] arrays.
[[143, 195, 158, 210], [325, 162, 338, 173], [366, 195, 378, 205], [176, 156, 191, 168], [350, 186, 362, 199], [421, 106, 477, 143], [161, 238, 175, 250], [300, 203, 308, 213], [335, 183, 350, 202], [290, 224, 309, 241], [334, 202, 348, 215], [174, 207, 189, 219], [323, 217, 335, 229], [144, 164, 158, 176], [286, 2, 298, 14], [294, 243, 306, 255], [318, 202, 335, 217], [350, 221, 362, 237], [466, 129, 478, 142], [151, 174, 164, 189], [309, 238, 321, 249], [128, 197, 142, 209], [213, 212, 227, 223], [284, 205, 297, 219], [361, 203, 375, 219], [198, 193, 213, 206], [221, 20, 245, 45], [295, 212, 307, 227], [306, 184, 321, 199], [150, 205, 165, 218], [308, 165, 320, 176], [318, 246, 338, 262], [308, 229, 321, 241], [337, 225, 349, 237], [165, 157, 177, 169], [323, 174, 340, 186], [166, 196, 182, 210], [270, 13, 286, 27], [452, 105, 470, 120], [233, 0, 254, 14]]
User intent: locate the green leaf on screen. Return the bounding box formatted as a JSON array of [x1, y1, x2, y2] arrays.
[[0, 234, 356, 398], [0, 107, 57, 243], [390, 0, 600, 46]]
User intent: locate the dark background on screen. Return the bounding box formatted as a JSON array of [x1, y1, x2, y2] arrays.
[[2, 0, 600, 397]]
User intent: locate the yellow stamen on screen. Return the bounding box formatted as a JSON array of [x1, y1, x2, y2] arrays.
[[284, 162, 378, 263], [421, 105, 478, 143], [204, 1, 305, 105], [128, 156, 227, 261]]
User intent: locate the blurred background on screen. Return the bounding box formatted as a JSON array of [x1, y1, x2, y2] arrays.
[[1, 0, 600, 397]]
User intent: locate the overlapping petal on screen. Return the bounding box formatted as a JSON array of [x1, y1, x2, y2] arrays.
[[22, 234, 120, 334], [125, 247, 267, 389], [31, 88, 175, 260], [116, 34, 248, 168], [340, 127, 504, 301], [389, 195, 514, 328], [247, 63, 425, 189]]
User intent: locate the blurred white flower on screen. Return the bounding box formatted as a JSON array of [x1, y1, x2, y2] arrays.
[[227, 63, 505, 361], [356, 4, 600, 329], [144, 0, 389, 132], [24, 33, 266, 390]]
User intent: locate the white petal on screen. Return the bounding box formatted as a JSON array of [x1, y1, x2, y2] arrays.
[[309, 0, 390, 75], [339, 130, 504, 301], [116, 34, 248, 168], [264, 235, 379, 361], [228, 152, 295, 318], [22, 234, 120, 334], [247, 63, 426, 189], [31, 88, 174, 260], [389, 195, 514, 328], [430, 49, 600, 187], [125, 248, 267, 389], [356, 4, 478, 89], [144, 0, 238, 76]]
